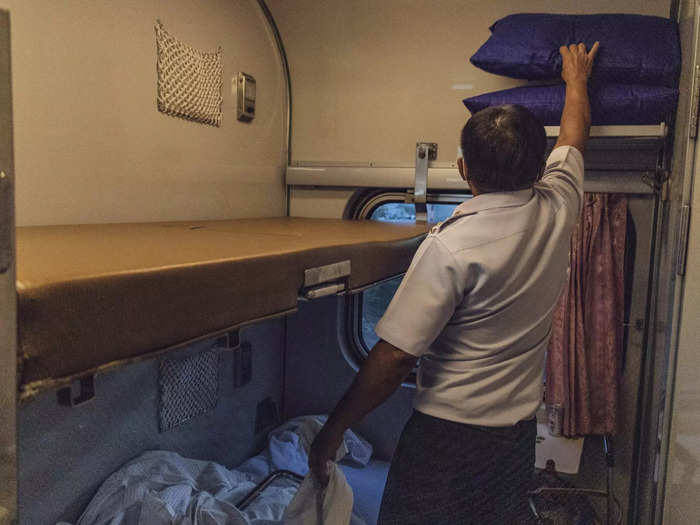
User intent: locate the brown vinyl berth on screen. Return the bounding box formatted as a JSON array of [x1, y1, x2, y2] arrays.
[[16, 217, 428, 399]]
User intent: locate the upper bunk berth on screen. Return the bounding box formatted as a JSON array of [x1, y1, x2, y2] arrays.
[[16, 217, 429, 399], [287, 124, 669, 195]]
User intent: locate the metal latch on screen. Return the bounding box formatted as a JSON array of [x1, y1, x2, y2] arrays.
[[415, 143, 437, 222], [301, 260, 351, 299], [303, 282, 345, 299]]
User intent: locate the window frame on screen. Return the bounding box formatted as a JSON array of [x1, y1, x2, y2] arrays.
[[347, 189, 469, 220], [338, 189, 470, 384]]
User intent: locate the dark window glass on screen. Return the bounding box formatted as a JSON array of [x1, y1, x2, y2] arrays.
[[361, 275, 404, 350], [361, 202, 459, 351]]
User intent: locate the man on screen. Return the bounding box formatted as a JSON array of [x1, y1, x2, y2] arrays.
[[309, 42, 600, 524]]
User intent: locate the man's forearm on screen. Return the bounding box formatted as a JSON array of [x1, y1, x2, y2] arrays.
[[555, 42, 598, 153], [323, 340, 418, 438], [556, 80, 591, 153], [308, 340, 417, 484]]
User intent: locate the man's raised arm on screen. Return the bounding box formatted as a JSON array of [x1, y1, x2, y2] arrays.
[[555, 42, 599, 155]]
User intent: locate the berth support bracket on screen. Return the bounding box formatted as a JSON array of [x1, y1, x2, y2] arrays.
[[414, 142, 437, 223], [640, 168, 671, 197], [57, 375, 95, 407], [217, 330, 240, 350], [233, 341, 253, 388]]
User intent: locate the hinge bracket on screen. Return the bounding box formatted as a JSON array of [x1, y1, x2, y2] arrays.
[[57, 375, 96, 407], [660, 177, 671, 201], [641, 169, 670, 197]]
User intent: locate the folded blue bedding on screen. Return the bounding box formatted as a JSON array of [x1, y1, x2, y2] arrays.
[[470, 14, 680, 87], [462, 84, 678, 126]]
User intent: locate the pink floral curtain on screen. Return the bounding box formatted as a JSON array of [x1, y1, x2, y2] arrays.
[[545, 193, 628, 437]]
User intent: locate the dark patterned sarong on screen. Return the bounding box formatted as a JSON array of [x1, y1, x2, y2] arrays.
[[378, 410, 536, 525]]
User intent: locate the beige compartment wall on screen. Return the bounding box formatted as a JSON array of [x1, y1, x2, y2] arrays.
[[663, 4, 700, 520], [1, 0, 286, 226], [269, 0, 670, 165], [659, 2, 700, 523], [663, 168, 700, 523]]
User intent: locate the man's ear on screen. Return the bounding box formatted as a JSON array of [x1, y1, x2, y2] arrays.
[[457, 157, 468, 181]]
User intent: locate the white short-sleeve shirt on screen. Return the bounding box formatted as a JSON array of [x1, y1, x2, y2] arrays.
[[375, 146, 584, 427]]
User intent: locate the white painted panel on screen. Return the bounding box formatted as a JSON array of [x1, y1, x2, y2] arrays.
[[0, 0, 287, 226], [289, 187, 356, 218], [664, 139, 700, 525], [664, 11, 700, 515], [661, 1, 700, 523], [268, 0, 671, 165]]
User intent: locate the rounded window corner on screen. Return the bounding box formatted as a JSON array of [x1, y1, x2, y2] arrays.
[[343, 189, 409, 220], [339, 192, 469, 388]]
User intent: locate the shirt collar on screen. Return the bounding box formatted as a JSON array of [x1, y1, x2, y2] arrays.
[[452, 188, 534, 217]]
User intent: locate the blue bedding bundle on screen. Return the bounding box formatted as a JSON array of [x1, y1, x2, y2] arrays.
[[464, 13, 680, 125], [470, 14, 680, 87], [464, 83, 678, 126]]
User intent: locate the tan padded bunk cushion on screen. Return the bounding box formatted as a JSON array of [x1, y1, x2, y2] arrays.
[[17, 217, 428, 394]]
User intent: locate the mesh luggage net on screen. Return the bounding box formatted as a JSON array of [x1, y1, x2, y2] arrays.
[[155, 20, 223, 126], [159, 348, 220, 431]]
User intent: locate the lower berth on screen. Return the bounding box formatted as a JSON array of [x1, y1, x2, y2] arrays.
[[58, 416, 389, 525]]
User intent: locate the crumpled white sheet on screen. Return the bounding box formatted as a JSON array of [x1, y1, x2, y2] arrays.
[[279, 417, 366, 525], [58, 416, 371, 525]]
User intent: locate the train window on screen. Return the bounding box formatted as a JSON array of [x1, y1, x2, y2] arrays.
[[359, 201, 461, 352], [369, 202, 456, 223], [360, 275, 404, 351]]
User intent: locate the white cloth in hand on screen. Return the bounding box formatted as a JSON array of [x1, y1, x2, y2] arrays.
[[282, 466, 356, 525]]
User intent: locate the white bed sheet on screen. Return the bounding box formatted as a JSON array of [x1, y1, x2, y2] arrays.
[[59, 416, 376, 525]]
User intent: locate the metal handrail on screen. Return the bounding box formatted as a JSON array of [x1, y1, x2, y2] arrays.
[[236, 470, 304, 511]]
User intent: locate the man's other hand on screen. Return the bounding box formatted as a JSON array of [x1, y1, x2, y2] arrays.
[[308, 340, 417, 486], [309, 424, 343, 486], [560, 42, 600, 85]]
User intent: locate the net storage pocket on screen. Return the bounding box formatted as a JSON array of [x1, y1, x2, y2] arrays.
[[159, 348, 220, 431], [155, 20, 223, 126]]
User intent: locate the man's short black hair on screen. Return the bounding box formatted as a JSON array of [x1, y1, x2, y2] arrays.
[[460, 105, 547, 192]]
